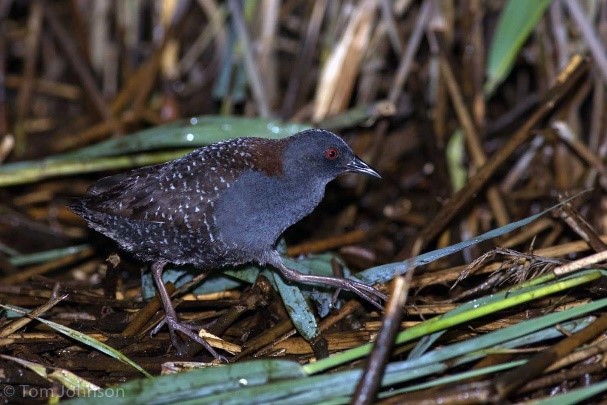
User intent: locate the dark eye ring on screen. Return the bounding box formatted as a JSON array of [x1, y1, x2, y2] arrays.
[[324, 147, 339, 160]]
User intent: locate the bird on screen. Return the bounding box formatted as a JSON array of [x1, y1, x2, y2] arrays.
[[68, 128, 385, 358]]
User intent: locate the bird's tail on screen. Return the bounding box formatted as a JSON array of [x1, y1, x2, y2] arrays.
[[66, 197, 178, 262], [66, 196, 125, 240], [65, 196, 89, 218]]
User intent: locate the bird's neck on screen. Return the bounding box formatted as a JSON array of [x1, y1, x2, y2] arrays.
[[279, 168, 329, 220]]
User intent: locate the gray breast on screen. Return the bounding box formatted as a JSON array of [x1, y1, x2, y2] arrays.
[[212, 170, 326, 256]]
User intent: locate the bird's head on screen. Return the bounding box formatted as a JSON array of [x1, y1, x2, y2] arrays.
[[284, 129, 380, 183]]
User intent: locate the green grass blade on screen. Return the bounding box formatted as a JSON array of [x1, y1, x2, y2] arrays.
[[184, 301, 607, 404], [199, 301, 606, 404], [385, 314, 597, 377], [0, 150, 193, 187], [0, 116, 310, 187], [388, 360, 526, 395], [66, 360, 305, 405], [1, 354, 101, 395], [63, 290, 607, 404], [534, 379, 607, 405], [56, 116, 310, 160], [485, 0, 553, 94], [8, 244, 91, 266], [357, 193, 585, 284], [266, 266, 319, 341], [0, 303, 152, 378], [304, 271, 603, 374]]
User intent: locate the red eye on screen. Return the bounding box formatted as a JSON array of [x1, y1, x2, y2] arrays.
[[324, 147, 339, 160]]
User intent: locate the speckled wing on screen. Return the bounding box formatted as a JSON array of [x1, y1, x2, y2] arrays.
[[75, 138, 268, 230]]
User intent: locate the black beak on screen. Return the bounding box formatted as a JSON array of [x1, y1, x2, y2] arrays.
[[346, 156, 381, 178]]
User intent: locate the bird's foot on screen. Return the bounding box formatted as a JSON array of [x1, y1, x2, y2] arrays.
[[336, 278, 387, 310], [151, 315, 227, 362], [274, 262, 387, 310]]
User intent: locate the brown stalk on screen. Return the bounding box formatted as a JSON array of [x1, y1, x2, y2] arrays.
[[281, 0, 328, 119], [287, 229, 368, 256], [313, 0, 378, 122], [43, 3, 118, 129], [493, 314, 607, 400], [402, 55, 589, 256], [14, 0, 43, 156], [228, 0, 271, 118], [0, 247, 94, 285], [430, 28, 510, 228], [0, 294, 66, 338]]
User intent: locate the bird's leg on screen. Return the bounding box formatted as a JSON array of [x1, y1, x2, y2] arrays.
[[150, 261, 223, 359], [267, 254, 387, 310]]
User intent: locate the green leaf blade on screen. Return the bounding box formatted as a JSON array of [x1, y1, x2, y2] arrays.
[[486, 0, 553, 94]]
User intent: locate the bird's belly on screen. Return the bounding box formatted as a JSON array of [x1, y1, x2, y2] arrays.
[[135, 231, 245, 269]]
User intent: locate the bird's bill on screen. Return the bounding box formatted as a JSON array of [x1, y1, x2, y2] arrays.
[[346, 156, 381, 178]]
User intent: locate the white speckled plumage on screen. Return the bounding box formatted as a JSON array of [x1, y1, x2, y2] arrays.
[[70, 135, 279, 264]]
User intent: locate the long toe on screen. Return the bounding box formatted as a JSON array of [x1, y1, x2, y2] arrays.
[[169, 320, 223, 360], [150, 317, 167, 337], [353, 279, 387, 300], [150, 317, 189, 355], [272, 261, 386, 310], [345, 279, 386, 310]]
